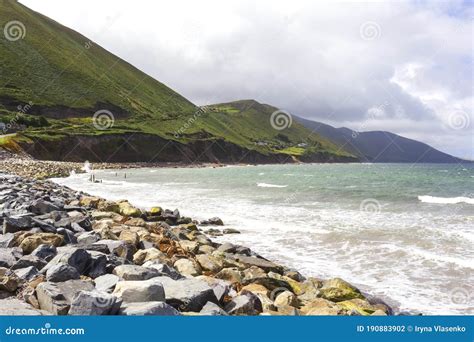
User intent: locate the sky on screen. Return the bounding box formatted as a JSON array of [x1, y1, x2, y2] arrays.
[[21, 0, 473, 159]]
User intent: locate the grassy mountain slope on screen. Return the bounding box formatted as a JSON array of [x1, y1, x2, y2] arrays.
[[296, 116, 467, 163], [0, 0, 355, 163]]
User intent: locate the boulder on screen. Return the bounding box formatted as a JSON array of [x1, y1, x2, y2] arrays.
[[142, 261, 184, 280], [30, 199, 60, 214], [201, 217, 224, 226], [77, 231, 101, 245], [0, 233, 15, 248], [0, 298, 50, 315], [301, 298, 341, 315], [11, 255, 47, 271], [0, 274, 20, 292], [0, 248, 18, 268], [46, 263, 80, 282], [113, 279, 165, 303], [152, 276, 218, 312], [20, 233, 64, 254], [3, 215, 32, 234], [42, 248, 91, 275], [14, 266, 39, 281], [196, 254, 224, 273], [94, 274, 120, 293], [69, 290, 122, 315], [113, 265, 160, 281], [36, 279, 94, 315], [223, 228, 240, 234], [119, 301, 180, 316], [118, 201, 142, 217], [224, 291, 262, 315], [173, 258, 202, 277], [97, 200, 120, 213], [199, 301, 228, 315], [318, 278, 364, 302], [133, 248, 167, 265], [30, 244, 57, 262], [149, 206, 163, 216], [274, 290, 298, 307], [231, 255, 283, 273], [79, 196, 101, 208], [215, 267, 243, 283], [118, 231, 139, 246]]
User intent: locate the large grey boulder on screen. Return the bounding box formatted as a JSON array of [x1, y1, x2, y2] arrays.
[[30, 199, 61, 215], [224, 291, 263, 315], [0, 298, 50, 315], [112, 279, 165, 303], [69, 290, 122, 315], [13, 266, 39, 281], [36, 279, 94, 315], [46, 263, 80, 282], [113, 265, 160, 281], [152, 276, 218, 312], [200, 302, 228, 316], [142, 261, 183, 280], [42, 247, 91, 275], [94, 274, 120, 293], [3, 215, 32, 234], [11, 255, 47, 271], [0, 248, 18, 268], [30, 244, 57, 262], [119, 301, 180, 316]]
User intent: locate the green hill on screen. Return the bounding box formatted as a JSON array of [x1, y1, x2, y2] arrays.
[[0, 0, 355, 163]]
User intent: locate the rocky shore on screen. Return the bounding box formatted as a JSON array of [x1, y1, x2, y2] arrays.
[[0, 173, 393, 316]]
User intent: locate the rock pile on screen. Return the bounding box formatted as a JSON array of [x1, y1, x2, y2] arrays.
[[0, 173, 392, 316]]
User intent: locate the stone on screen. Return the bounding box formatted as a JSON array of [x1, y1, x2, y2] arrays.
[[217, 243, 236, 253], [0, 274, 20, 292], [20, 233, 64, 254], [199, 301, 228, 315], [86, 252, 108, 278], [77, 231, 101, 245], [337, 298, 386, 316], [215, 267, 243, 283], [151, 276, 218, 312], [11, 255, 47, 271], [124, 217, 146, 227], [118, 201, 142, 217], [149, 206, 163, 216], [0, 248, 18, 268], [274, 290, 298, 307], [120, 301, 180, 316], [0, 298, 50, 315], [42, 248, 91, 275], [113, 279, 165, 303], [30, 244, 57, 262], [46, 263, 80, 282], [223, 228, 240, 234], [318, 278, 364, 302], [196, 254, 223, 273], [36, 279, 94, 315], [69, 290, 122, 315], [243, 266, 267, 281], [30, 199, 60, 214], [118, 230, 139, 246], [179, 240, 199, 253], [14, 266, 39, 281], [231, 255, 283, 273], [224, 291, 262, 315], [142, 261, 183, 280], [113, 265, 160, 280], [79, 196, 101, 208], [97, 200, 120, 213], [3, 215, 32, 234], [173, 258, 202, 277], [133, 248, 167, 265], [201, 217, 224, 226], [0, 233, 15, 248], [301, 298, 342, 316], [94, 274, 120, 293]]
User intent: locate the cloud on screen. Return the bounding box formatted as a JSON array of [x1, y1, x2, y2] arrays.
[[20, 0, 474, 158]]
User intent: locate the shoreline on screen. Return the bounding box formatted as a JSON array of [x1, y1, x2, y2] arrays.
[[0, 160, 397, 316]]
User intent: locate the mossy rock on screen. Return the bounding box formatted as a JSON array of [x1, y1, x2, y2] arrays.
[[149, 207, 163, 216], [318, 278, 364, 302]]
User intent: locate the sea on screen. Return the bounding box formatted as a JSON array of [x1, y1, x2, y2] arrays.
[[52, 163, 474, 315]]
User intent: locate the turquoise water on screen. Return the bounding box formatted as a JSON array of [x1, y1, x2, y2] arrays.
[[54, 163, 474, 314]]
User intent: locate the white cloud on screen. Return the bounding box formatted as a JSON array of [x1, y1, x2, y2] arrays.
[[19, 0, 474, 159]]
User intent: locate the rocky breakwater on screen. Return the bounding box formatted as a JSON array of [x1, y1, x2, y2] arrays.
[[0, 173, 393, 316]]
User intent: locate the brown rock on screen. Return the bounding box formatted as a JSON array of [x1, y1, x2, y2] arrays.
[[20, 233, 64, 254]]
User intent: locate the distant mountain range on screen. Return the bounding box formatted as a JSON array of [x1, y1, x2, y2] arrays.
[[0, 0, 467, 164], [295, 117, 467, 163]]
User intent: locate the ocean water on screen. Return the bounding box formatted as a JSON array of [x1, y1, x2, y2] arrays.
[[53, 163, 474, 315]]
